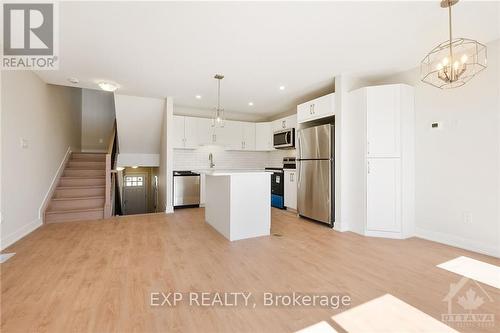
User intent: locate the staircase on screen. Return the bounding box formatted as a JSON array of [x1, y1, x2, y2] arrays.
[[45, 152, 106, 223]]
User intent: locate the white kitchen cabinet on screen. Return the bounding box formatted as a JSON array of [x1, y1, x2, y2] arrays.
[[173, 115, 199, 149], [272, 114, 297, 131], [297, 93, 335, 124], [196, 117, 215, 145], [255, 122, 272, 151], [284, 170, 297, 210], [242, 122, 256, 150], [366, 158, 401, 232], [173, 115, 185, 148], [367, 85, 401, 157], [218, 120, 241, 149], [346, 84, 414, 239]]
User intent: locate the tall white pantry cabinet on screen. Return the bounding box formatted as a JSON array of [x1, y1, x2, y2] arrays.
[[346, 84, 415, 239]]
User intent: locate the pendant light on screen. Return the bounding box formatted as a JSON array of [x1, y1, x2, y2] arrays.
[[212, 74, 225, 128], [421, 0, 487, 89]]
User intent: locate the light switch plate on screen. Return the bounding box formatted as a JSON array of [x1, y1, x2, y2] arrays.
[[20, 138, 28, 148]]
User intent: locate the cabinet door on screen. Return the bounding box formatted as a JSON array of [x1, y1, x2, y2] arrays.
[[367, 86, 400, 157], [255, 122, 272, 151], [284, 170, 297, 210], [297, 102, 311, 124], [366, 158, 401, 232], [196, 117, 214, 145], [218, 120, 242, 149], [184, 117, 199, 148], [314, 93, 334, 119], [172, 115, 185, 148], [242, 122, 256, 150]]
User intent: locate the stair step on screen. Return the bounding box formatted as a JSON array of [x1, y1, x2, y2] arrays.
[[54, 186, 105, 198], [59, 177, 105, 187], [45, 208, 104, 223], [72, 153, 106, 160], [48, 196, 104, 211], [67, 161, 106, 169], [63, 169, 105, 177]]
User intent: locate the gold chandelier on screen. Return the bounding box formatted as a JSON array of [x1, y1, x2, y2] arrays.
[[421, 0, 487, 89]]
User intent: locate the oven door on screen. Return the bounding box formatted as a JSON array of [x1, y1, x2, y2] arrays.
[[273, 129, 294, 149]]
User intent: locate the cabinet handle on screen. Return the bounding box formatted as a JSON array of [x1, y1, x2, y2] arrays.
[[312, 104, 315, 114], [290, 173, 294, 182], [367, 161, 371, 174], [282, 120, 286, 128], [367, 141, 370, 155]]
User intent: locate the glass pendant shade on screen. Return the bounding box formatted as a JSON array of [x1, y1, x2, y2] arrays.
[[212, 74, 225, 128], [421, 38, 487, 89], [420, 0, 487, 89]]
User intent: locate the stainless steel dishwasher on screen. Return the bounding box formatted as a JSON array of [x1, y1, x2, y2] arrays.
[[173, 171, 200, 208]]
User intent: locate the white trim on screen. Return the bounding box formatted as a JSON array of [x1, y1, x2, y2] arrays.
[[415, 227, 499, 258], [1, 218, 42, 251], [165, 206, 174, 214], [39, 146, 72, 222]]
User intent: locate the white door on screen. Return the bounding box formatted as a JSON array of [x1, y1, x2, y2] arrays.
[[255, 122, 272, 151], [196, 118, 214, 145], [366, 158, 401, 232], [367, 86, 400, 157], [242, 122, 256, 150], [123, 174, 147, 215], [284, 170, 297, 210], [172, 115, 185, 148], [184, 117, 199, 148]]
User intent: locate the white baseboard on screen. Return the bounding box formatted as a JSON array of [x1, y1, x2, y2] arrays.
[[39, 146, 72, 222], [415, 227, 499, 258], [1, 218, 42, 251], [165, 206, 174, 214]]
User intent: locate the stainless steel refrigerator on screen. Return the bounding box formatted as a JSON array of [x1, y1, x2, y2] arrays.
[[297, 124, 334, 226]]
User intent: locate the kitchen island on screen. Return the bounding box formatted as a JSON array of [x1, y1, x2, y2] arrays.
[[202, 171, 271, 241]]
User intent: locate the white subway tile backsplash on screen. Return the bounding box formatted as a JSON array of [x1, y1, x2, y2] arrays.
[[173, 146, 296, 170]]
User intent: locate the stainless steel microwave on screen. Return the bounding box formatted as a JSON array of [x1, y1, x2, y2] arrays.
[[273, 128, 295, 149]]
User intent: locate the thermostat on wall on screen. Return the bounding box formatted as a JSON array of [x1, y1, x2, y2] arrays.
[[431, 121, 443, 130]]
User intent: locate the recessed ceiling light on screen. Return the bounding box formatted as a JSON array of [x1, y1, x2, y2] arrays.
[[195, 95, 202, 99], [98, 81, 119, 92], [248, 102, 254, 106], [68, 77, 79, 84], [131, 166, 139, 169], [279, 86, 285, 90]]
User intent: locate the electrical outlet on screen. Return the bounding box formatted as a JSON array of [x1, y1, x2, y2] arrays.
[[463, 211, 472, 223], [99, 138, 104, 144]]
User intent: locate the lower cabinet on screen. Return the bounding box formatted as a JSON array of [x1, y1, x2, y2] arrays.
[[366, 158, 401, 233], [284, 170, 297, 210]]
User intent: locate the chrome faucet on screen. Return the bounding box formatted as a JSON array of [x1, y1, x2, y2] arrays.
[[209, 153, 215, 168]]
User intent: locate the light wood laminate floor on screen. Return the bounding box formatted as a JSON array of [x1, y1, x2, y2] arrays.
[[1, 208, 499, 333]]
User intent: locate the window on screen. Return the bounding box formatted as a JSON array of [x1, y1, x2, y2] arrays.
[[124, 176, 144, 187]]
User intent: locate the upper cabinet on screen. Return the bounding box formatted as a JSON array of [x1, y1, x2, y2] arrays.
[[272, 114, 297, 131], [173, 115, 199, 149], [297, 93, 335, 124], [255, 122, 272, 151], [173, 114, 296, 151], [367, 85, 401, 158]]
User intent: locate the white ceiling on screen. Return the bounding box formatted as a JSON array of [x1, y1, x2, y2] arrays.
[[36, 1, 500, 117]]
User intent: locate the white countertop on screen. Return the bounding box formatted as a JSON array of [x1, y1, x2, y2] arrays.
[[198, 169, 272, 176]]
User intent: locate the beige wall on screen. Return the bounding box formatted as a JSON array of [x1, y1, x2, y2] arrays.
[[1, 71, 82, 249], [81, 89, 115, 152]]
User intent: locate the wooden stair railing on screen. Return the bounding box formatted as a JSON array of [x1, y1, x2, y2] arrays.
[[104, 121, 118, 218]]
